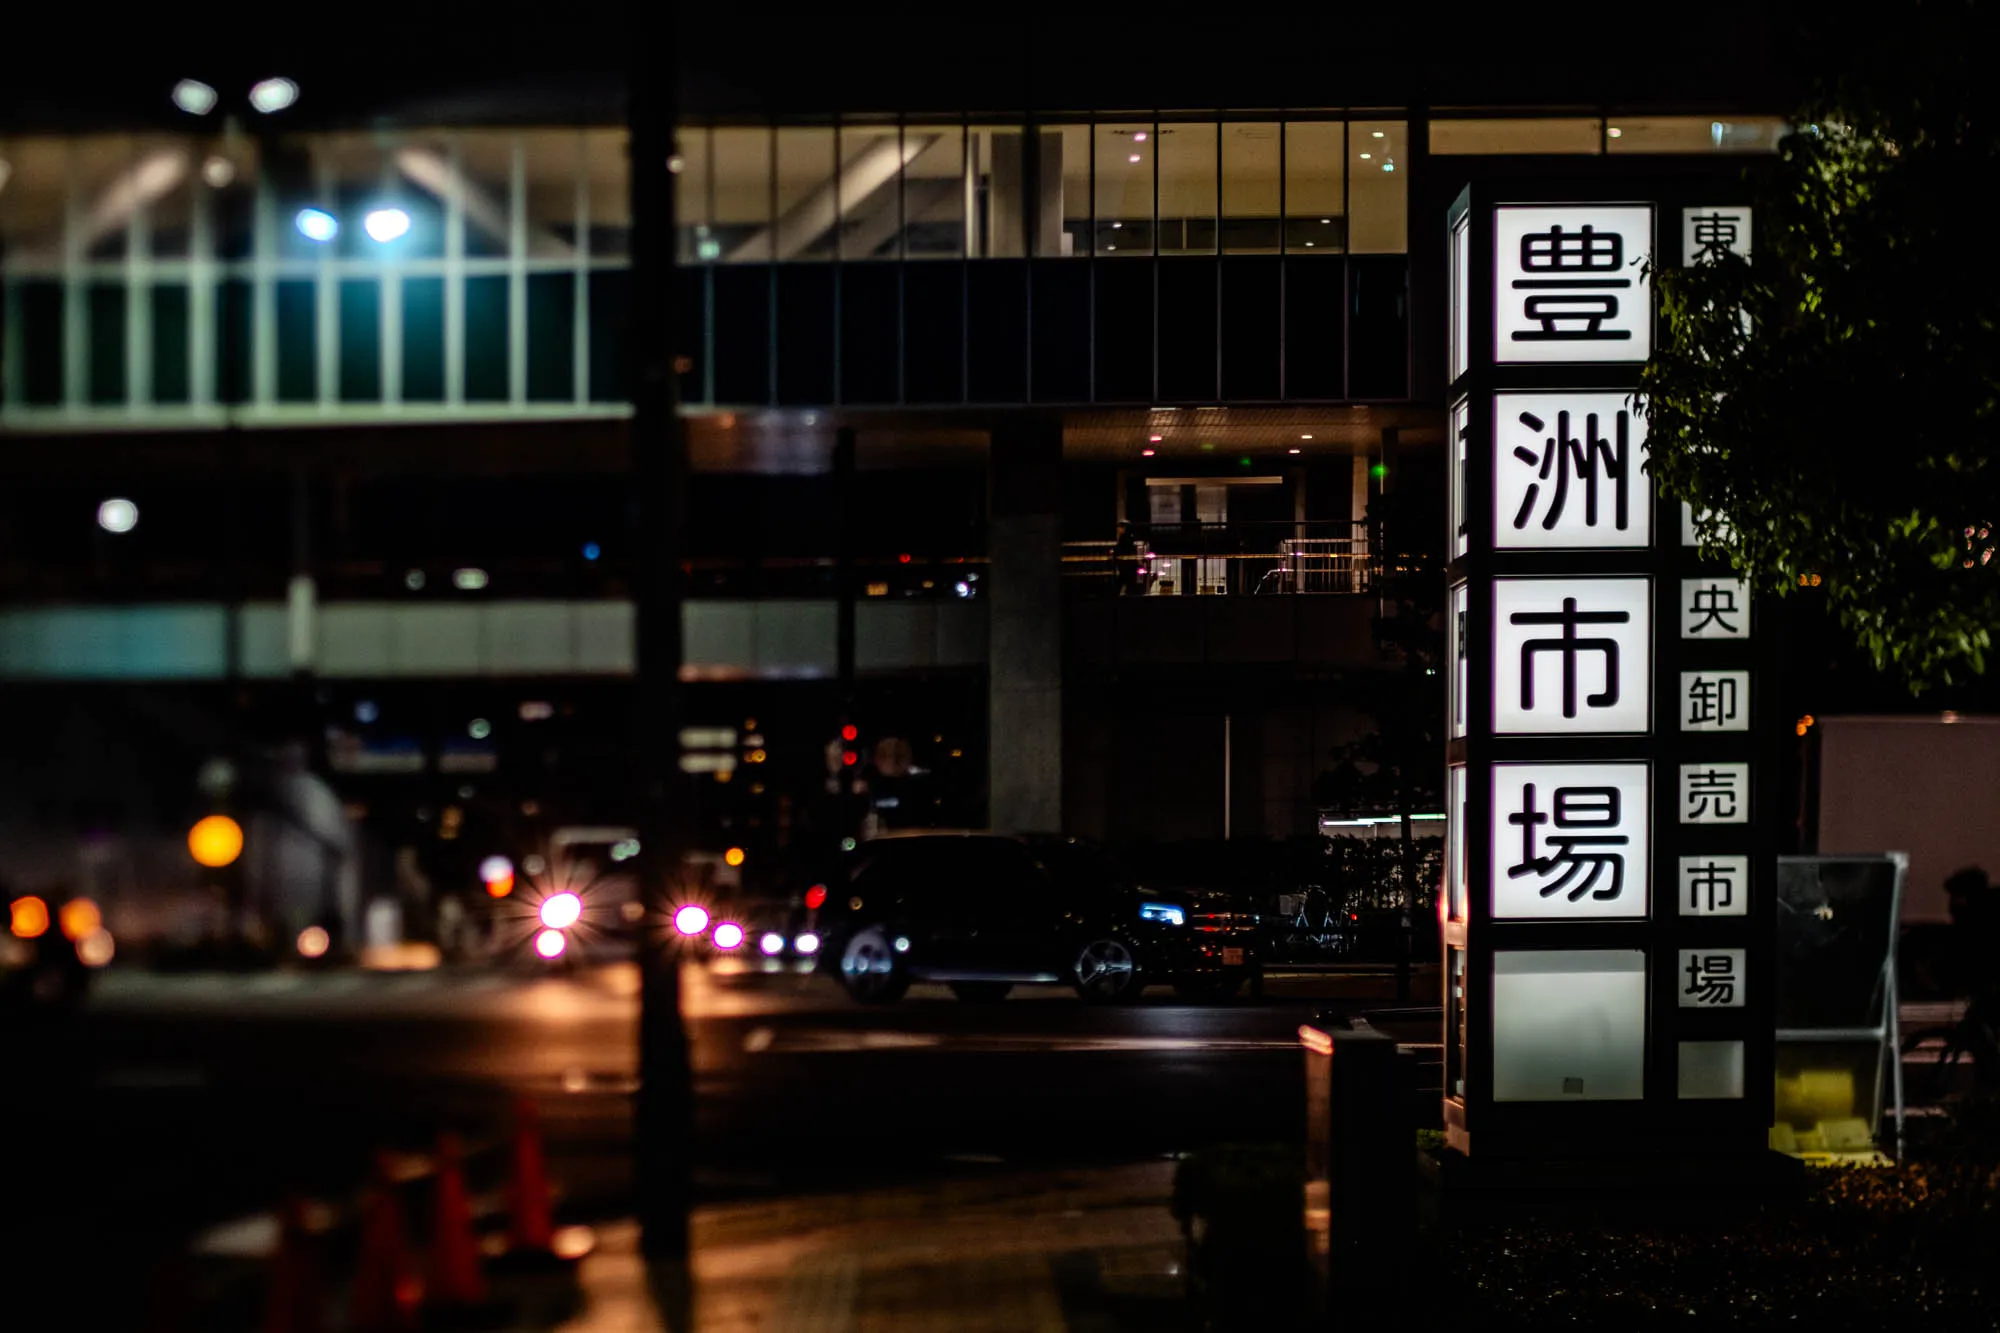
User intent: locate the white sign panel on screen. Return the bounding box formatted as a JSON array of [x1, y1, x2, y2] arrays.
[[1495, 392, 1650, 549], [1448, 765, 1468, 920], [1494, 577, 1651, 734], [1679, 762, 1750, 824], [1450, 581, 1469, 739], [1678, 948, 1746, 1008], [1681, 577, 1750, 639], [1679, 670, 1749, 732], [1450, 212, 1472, 384], [1495, 205, 1653, 363], [1493, 950, 1646, 1101], [1491, 761, 1650, 919], [1450, 397, 1470, 558], [1678, 854, 1749, 916], [1683, 206, 1751, 265]]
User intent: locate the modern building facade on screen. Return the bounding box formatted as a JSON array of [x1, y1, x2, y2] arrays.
[[0, 7, 1804, 937]]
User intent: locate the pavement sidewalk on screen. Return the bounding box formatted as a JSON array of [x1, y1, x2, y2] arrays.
[[550, 1162, 1190, 1333]]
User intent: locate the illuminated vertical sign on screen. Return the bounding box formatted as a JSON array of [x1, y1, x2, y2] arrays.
[[1443, 183, 1771, 1158]]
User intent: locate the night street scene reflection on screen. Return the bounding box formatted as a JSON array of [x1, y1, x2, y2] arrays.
[[7, 3, 2000, 1329]]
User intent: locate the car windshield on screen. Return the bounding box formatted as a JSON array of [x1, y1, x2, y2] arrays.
[[1030, 840, 1135, 894]]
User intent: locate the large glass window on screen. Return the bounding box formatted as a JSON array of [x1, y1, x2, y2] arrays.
[[1347, 120, 1406, 254], [774, 127, 837, 261], [1221, 121, 1281, 254], [1429, 118, 1604, 155], [1283, 121, 1344, 253], [1157, 122, 1217, 255], [1606, 116, 1788, 154], [838, 122, 903, 260], [673, 127, 711, 264], [901, 123, 965, 258], [710, 127, 772, 262], [1094, 121, 1152, 255], [1044, 124, 1089, 258]]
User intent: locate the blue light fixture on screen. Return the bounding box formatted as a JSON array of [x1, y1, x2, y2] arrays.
[[294, 208, 338, 242]]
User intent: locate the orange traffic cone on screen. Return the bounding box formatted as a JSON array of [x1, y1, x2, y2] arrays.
[[506, 1098, 555, 1255], [427, 1132, 488, 1308], [263, 1197, 324, 1333], [349, 1155, 421, 1333]]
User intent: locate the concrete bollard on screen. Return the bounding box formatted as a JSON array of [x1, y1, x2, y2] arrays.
[[1301, 1020, 1415, 1323]]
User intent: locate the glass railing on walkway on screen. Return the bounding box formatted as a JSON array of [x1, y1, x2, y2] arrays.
[[1063, 521, 1372, 598]]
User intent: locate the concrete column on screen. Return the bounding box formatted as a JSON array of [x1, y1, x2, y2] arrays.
[[988, 416, 1064, 833]]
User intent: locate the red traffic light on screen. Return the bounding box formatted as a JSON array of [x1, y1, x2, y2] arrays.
[[842, 750, 858, 766], [804, 884, 828, 910], [840, 724, 858, 742]]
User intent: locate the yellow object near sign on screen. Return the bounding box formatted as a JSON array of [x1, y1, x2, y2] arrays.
[[189, 815, 245, 868]]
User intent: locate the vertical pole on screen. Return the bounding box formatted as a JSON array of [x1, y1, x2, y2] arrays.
[[631, 0, 692, 1258], [834, 425, 858, 844], [1222, 713, 1232, 840]]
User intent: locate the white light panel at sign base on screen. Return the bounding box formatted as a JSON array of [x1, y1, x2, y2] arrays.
[[1490, 761, 1651, 920], [1493, 577, 1651, 735], [1494, 205, 1653, 363], [1492, 949, 1647, 1101], [1494, 392, 1651, 549]]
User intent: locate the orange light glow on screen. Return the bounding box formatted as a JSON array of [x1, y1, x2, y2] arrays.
[[724, 847, 746, 868], [189, 815, 245, 868], [58, 898, 102, 942], [10, 895, 50, 940], [486, 872, 515, 898], [297, 926, 330, 959]]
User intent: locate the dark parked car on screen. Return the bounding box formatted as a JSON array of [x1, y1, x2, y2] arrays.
[[822, 832, 1260, 1004]]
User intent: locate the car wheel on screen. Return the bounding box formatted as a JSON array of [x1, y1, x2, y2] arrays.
[[1071, 937, 1144, 1003], [949, 981, 1012, 1003], [1172, 973, 1245, 1002], [839, 926, 909, 1004]]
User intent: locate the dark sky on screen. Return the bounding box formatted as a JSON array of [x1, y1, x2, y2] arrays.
[[0, 1, 1821, 130]]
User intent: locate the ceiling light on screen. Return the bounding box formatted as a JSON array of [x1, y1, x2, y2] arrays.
[[1320, 218, 1331, 224], [1106, 245, 1116, 251], [1304, 241, 1315, 247], [1111, 221, 1122, 229], [1141, 448, 1156, 457], [1359, 152, 1371, 160], [1289, 447, 1302, 454], [1607, 126, 1623, 139], [248, 77, 299, 114], [1128, 153, 1141, 163], [1371, 130, 1385, 139], [294, 208, 338, 242], [1133, 131, 1148, 142], [1149, 434, 1163, 442], [1301, 434, 1312, 440], [364, 208, 411, 243], [97, 498, 139, 534], [171, 79, 218, 115]]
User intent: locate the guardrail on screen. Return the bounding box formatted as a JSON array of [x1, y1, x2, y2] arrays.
[[1063, 521, 1372, 598]]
